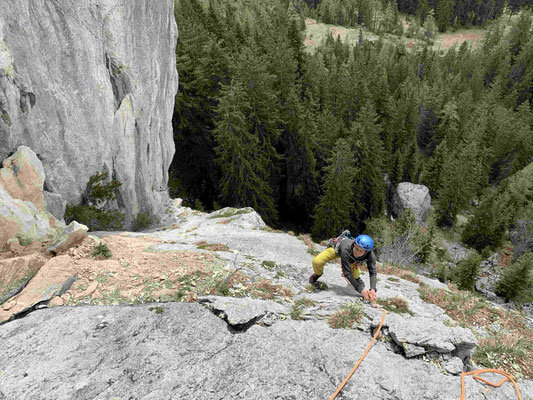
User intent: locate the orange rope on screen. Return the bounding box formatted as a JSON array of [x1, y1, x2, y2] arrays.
[[461, 369, 522, 400], [329, 304, 523, 400], [330, 304, 386, 400]]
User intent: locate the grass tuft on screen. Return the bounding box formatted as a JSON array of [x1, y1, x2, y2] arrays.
[[377, 297, 414, 315], [328, 302, 365, 329]]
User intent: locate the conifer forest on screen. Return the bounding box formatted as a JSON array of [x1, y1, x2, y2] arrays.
[[171, 0, 533, 248]]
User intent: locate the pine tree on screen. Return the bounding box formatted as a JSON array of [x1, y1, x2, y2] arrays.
[[212, 82, 278, 223], [495, 252, 533, 303], [312, 138, 357, 240], [350, 103, 386, 229], [172, 0, 227, 206], [436, 0, 454, 31], [281, 90, 320, 226], [453, 253, 482, 291], [461, 193, 506, 251]]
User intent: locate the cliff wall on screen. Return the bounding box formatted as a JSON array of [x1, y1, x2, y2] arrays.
[[0, 0, 178, 225]]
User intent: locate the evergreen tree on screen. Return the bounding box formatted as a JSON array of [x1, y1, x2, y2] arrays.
[[312, 139, 357, 240], [281, 90, 320, 226], [436, 0, 454, 31], [453, 253, 482, 291], [212, 82, 278, 223], [461, 193, 506, 251], [416, 105, 440, 156], [350, 103, 386, 229], [495, 252, 533, 303]]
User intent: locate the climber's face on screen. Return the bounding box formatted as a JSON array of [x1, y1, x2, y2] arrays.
[[353, 244, 366, 258]]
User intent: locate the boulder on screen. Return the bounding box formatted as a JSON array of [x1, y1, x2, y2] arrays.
[[0, 255, 77, 323], [0, 145, 45, 209], [46, 221, 88, 254], [0, 147, 63, 249], [390, 182, 431, 225], [0, 253, 48, 304], [0, 0, 178, 228]]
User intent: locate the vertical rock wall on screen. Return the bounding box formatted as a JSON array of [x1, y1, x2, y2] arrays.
[[0, 0, 178, 227]]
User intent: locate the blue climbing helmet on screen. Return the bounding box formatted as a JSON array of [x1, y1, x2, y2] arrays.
[[354, 234, 374, 251]]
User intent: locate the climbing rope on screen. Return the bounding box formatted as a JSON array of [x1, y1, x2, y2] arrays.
[[329, 304, 523, 400], [461, 369, 522, 400], [329, 304, 387, 400]]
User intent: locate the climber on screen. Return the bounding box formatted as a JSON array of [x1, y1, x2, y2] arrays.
[[309, 233, 377, 302]]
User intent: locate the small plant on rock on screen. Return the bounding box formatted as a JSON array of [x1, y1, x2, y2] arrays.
[[328, 302, 364, 329], [92, 242, 112, 259], [134, 212, 156, 232], [377, 297, 413, 315]]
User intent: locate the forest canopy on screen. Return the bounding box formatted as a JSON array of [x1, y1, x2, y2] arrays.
[[171, 0, 533, 240]]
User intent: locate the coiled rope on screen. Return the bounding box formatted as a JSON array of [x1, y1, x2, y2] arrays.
[[329, 304, 523, 400]]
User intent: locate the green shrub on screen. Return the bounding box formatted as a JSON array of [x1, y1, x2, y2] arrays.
[[290, 304, 305, 320], [92, 242, 112, 259], [134, 212, 155, 231], [495, 252, 533, 303], [66, 171, 125, 231], [85, 171, 122, 204], [430, 262, 453, 283], [261, 260, 277, 270], [66, 205, 124, 231], [14, 234, 33, 246], [367, 210, 435, 266], [452, 253, 482, 291], [149, 306, 165, 314]]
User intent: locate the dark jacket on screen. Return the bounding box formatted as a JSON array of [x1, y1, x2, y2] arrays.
[[337, 239, 377, 294]]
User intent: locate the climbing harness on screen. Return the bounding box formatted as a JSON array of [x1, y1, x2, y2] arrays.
[[329, 304, 524, 400]]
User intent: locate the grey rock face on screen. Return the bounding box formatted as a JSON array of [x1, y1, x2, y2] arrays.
[[43, 190, 66, 222], [444, 357, 465, 375], [199, 295, 289, 329], [390, 182, 431, 225], [373, 313, 477, 364], [1, 303, 530, 400], [0, 0, 178, 227]]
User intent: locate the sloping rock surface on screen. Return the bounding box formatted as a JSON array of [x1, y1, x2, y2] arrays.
[[0, 0, 178, 225], [0, 303, 531, 400]]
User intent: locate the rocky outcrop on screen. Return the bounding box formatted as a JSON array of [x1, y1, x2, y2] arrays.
[[0, 253, 48, 304], [0, 146, 63, 249], [390, 182, 431, 225], [0, 0, 178, 227], [0, 255, 77, 323]]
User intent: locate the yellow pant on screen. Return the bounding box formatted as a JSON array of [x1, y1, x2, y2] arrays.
[[312, 247, 361, 279]]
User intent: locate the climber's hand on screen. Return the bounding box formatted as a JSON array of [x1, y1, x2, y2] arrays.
[[361, 289, 377, 303]]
